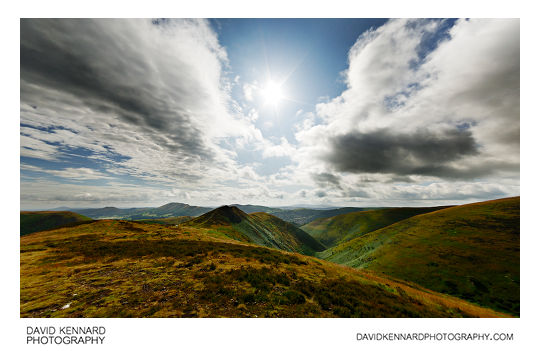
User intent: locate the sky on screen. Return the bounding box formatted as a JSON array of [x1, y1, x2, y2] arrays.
[[20, 18, 520, 209]]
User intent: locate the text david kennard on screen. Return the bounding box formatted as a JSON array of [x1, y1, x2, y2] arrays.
[[27, 326, 106, 345]]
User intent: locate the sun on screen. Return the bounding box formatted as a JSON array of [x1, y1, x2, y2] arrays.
[[261, 81, 284, 106]]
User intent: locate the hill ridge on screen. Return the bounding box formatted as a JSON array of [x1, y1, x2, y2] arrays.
[[184, 206, 325, 255]]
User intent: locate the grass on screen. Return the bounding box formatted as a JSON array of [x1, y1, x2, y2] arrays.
[[20, 219, 508, 318], [318, 197, 520, 316]]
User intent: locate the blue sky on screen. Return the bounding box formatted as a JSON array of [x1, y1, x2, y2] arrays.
[[20, 18, 519, 209]]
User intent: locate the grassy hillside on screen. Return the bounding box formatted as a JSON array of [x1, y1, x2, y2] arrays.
[[318, 197, 520, 316], [301, 206, 449, 248], [183, 206, 325, 255], [20, 220, 508, 317], [20, 211, 92, 236]]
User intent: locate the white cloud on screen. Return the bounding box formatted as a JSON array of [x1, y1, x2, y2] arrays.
[[293, 19, 519, 203], [21, 164, 111, 180], [261, 137, 296, 159], [20, 19, 269, 196]]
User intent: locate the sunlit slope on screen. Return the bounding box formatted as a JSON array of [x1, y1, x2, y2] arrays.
[[318, 197, 520, 316], [20, 211, 92, 236], [183, 206, 325, 255], [20, 220, 508, 317], [301, 206, 449, 248]]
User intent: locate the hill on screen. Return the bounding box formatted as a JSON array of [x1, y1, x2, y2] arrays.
[[20, 211, 92, 236], [183, 206, 325, 255], [301, 206, 450, 247], [20, 220, 508, 317], [148, 203, 212, 218], [318, 197, 520, 316]]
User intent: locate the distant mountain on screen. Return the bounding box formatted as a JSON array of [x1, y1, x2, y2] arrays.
[[73, 203, 212, 220], [318, 197, 520, 316], [184, 206, 325, 255], [230, 204, 274, 213], [149, 203, 213, 217], [301, 206, 450, 247], [73, 206, 147, 219], [20, 211, 92, 236], [47, 206, 72, 211]]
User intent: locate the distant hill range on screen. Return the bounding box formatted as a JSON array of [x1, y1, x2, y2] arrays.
[[184, 206, 325, 255], [59, 202, 375, 226], [316, 197, 520, 316], [69, 203, 213, 220], [20, 211, 92, 236]]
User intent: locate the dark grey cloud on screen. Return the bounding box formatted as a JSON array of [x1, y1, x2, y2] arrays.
[[20, 19, 221, 162], [312, 172, 342, 189], [315, 190, 327, 198], [341, 189, 369, 198], [324, 128, 486, 179]]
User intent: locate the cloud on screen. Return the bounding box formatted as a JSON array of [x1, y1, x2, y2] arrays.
[[297, 19, 519, 188], [19, 18, 520, 207], [21, 164, 111, 180], [20, 19, 263, 190], [315, 190, 327, 198], [243, 83, 255, 101], [261, 137, 296, 159], [21, 19, 224, 160], [324, 128, 481, 178], [312, 172, 342, 189]]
